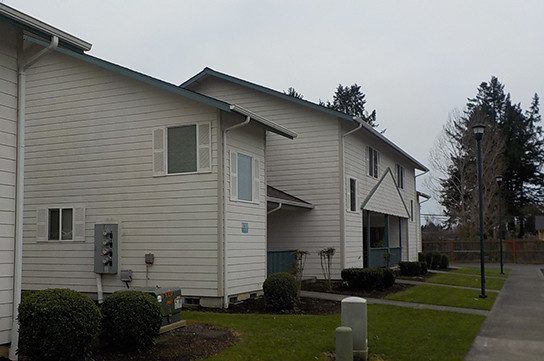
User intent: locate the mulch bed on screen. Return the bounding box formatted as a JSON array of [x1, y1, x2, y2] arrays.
[[93, 323, 237, 361]]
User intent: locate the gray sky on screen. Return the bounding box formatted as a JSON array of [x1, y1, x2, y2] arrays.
[[5, 0, 544, 217]]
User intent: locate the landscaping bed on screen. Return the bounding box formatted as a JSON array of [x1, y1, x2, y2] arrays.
[[92, 323, 237, 361], [301, 279, 413, 299]]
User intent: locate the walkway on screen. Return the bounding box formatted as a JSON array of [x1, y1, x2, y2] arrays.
[[465, 264, 544, 361]]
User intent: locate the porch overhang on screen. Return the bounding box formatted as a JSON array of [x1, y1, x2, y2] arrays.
[[361, 167, 410, 218]]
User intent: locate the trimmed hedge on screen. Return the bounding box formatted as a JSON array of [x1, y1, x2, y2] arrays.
[[341, 268, 396, 291], [420, 251, 449, 270], [100, 290, 162, 349], [399, 261, 429, 276], [18, 288, 100, 361], [263, 272, 298, 311]]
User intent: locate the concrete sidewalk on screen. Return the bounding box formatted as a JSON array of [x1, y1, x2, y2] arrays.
[[465, 264, 544, 361]]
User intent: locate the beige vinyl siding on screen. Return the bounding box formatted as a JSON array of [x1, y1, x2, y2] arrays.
[[225, 116, 267, 295], [345, 128, 419, 263], [22, 51, 221, 297], [0, 21, 17, 344], [191, 79, 342, 279]]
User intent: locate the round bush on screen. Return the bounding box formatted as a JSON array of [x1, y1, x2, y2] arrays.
[[18, 288, 100, 361], [100, 290, 162, 349], [263, 272, 298, 311], [381, 268, 396, 289]]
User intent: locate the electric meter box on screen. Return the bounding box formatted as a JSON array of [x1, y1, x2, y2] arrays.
[[94, 224, 118, 274], [133, 287, 182, 326]]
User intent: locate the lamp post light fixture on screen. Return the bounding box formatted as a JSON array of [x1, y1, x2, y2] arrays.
[[472, 124, 487, 299], [496, 175, 504, 275]]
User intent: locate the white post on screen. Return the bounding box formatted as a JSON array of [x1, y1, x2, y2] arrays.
[[335, 326, 353, 361], [341, 296, 368, 361]]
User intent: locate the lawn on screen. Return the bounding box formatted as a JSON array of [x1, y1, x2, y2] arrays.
[[452, 267, 510, 278], [427, 272, 505, 290], [385, 284, 497, 310], [183, 305, 484, 361]]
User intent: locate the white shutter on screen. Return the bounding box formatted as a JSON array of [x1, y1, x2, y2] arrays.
[[152, 128, 166, 176], [36, 208, 47, 241], [73, 207, 85, 242], [198, 123, 211, 172], [345, 177, 350, 211], [253, 158, 260, 203], [230, 151, 238, 200]]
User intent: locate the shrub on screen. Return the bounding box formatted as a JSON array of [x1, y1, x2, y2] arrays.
[[341, 268, 395, 291], [420, 261, 428, 274], [440, 254, 450, 269], [424, 251, 443, 270], [398, 261, 422, 276], [418, 252, 425, 263], [100, 290, 162, 349], [382, 268, 396, 289], [18, 288, 100, 361], [263, 272, 298, 311]]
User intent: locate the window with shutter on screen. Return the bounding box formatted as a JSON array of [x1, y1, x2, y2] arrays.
[[252, 158, 260, 203], [154, 122, 212, 176], [38, 207, 83, 241], [230, 151, 260, 203], [368, 146, 379, 178]]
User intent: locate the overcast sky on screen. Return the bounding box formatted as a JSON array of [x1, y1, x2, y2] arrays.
[[5, 0, 544, 218]]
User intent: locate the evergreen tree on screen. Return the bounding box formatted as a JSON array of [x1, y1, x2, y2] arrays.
[[320, 83, 378, 127], [435, 76, 543, 238], [284, 87, 303, 99]]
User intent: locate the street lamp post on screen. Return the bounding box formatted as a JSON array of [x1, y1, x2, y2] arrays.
[[496, 175, 504, 275], [473, 124, 487, 299]]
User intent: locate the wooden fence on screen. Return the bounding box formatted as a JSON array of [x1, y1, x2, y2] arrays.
[[422, 239, 544, 264]]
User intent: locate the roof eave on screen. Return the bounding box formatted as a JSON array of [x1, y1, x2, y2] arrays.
[[230, 104, 297, 140], [0, 3, 91, 52]]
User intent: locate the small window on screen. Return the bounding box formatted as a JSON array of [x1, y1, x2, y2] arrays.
[[410, 200, 414, 222], [230, 151, 260, 203], [396, 164, 404, 189], [168, 125, 197, 173], [368, 146, 379, 178], [237, 153, 253, 201], [349, 178, 357, 212], [48, 208, 73, 240]]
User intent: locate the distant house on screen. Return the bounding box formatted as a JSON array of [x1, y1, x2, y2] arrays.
[[182, 68, 428, 279], [536, 216, 544, 240], [1, 8, 297, 358]]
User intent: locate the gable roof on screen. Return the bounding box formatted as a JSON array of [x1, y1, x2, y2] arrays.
[[24, 35, 296, 140], [181, 67, 428, 171], [0, 3, 92, 53]]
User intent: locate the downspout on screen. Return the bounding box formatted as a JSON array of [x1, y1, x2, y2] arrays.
[[10, 36, 59, 361], [267, 203, 282, 215], [340, 117, 363, 270], [222, 113, 250, 308]]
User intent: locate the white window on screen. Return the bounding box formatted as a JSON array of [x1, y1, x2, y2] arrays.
[[396, 164, 404, 189], [36, 207, 85, 242], [368, 146, 379, 178], [348, 177, 357, 212], [152, 123, 211, 176], [230, 151, 260, 203]]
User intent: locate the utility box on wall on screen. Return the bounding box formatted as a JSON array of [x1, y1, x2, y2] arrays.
[[94, 224, 118, 274]]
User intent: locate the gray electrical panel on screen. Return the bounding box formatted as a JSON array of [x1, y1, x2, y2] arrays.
[[94, 224, 118, 274]]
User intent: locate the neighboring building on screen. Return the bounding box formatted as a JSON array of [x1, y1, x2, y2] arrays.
[[182, 68, 428, 279], [0, 7, 296, 359], [536, 216, 544, 241]]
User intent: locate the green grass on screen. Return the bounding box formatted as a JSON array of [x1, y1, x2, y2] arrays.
[[385, 284, 497, 310], [183, 306, 484, 361], [427, 273, 505, 290], [452, 267, 510, 278]]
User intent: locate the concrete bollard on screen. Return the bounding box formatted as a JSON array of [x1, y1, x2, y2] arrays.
[[341, 296, 368, 361], [335, 326, 353, 361]]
